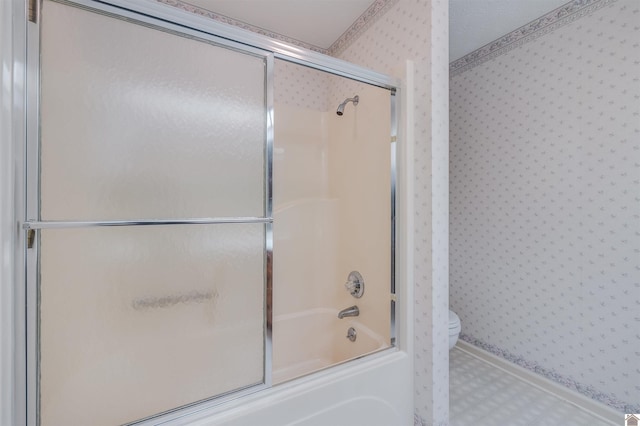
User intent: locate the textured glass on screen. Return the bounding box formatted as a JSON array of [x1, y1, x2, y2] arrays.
[[40, 1, 266, 221], [38, 224, 265, 426]]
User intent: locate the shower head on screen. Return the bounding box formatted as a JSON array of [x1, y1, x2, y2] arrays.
[[336, 95, 359, 116]]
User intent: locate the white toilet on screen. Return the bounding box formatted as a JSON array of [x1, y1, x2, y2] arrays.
[[449, 310, 461, 350]]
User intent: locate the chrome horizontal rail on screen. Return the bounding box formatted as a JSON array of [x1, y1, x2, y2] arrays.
[[22, 217, 273, 230]]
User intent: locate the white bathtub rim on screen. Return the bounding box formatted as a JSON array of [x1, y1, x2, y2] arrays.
[[284, 395, 400, 426], [273, 343, 394, 386], [171, 348, 407, 426]]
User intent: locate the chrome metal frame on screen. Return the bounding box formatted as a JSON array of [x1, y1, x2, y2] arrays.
[[390, 88, 398, 346], [264, 51, 275, 390], [21, 0, 400, 424], [22, 218, 273, 229], [5, 1, 30, 426], [25, 1, 41, 423]]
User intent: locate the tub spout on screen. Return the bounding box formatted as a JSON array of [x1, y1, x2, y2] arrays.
[[338, 305, 359, 319]]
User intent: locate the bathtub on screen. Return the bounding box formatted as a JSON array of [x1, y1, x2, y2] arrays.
[[272, 308, 389, 383], [170, 299, 411, 426], [185, 347, 411, 426]]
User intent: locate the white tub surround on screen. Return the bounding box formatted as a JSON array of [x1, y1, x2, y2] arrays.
[[273, 308, 388, 383]]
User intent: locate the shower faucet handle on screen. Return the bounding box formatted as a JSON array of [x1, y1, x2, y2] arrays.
[[344, 271, 364, 298]]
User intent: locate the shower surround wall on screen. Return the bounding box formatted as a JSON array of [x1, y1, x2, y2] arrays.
[[272, 60, 392, 382], [449, 0, 639, 413]]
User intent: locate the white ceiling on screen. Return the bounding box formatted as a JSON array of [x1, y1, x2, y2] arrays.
[[182, 0, 571, 61], [449, 0, 570, 61], [186, 0, 375, 50]]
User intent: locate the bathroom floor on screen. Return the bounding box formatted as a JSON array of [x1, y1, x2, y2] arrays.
[[449, 347, 615, 426]]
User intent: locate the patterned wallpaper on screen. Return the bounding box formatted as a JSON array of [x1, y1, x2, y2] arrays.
[[449, 0, 639, 413], [429, 0, 450, 424], [273, 60, 331, 112]]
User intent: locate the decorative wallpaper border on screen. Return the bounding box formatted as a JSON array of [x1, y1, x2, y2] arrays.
[[414, 413, 447, 426], [157, 0, 328, 53], [460, 334, 640, 413], [156, 0, 397, 57], [327, 0, 399, 57], [449, 0, 615, 77]]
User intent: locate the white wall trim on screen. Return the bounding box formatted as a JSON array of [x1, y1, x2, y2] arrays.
[[1, 0, 27, 424], [429, 0, 450, 424], [455, 341, 621, 425], [400, 58, 415, 379], [0, 0, 16, 422]]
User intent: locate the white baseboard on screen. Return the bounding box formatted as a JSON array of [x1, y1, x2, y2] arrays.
[[455, 341, 622, 425]]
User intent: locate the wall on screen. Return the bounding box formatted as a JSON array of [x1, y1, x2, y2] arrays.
[[328, 83, 392, 346], [449, 0, 639, 413], [336, 1, 450, 424]]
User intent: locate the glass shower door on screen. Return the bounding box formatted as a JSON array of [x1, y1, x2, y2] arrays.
[[28, 1, 271, 425]]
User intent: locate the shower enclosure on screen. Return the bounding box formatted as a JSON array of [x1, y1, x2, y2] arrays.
[[16, 0, 410, 424]]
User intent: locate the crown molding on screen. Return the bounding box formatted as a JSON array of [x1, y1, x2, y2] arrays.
[[328, 0, 399, 57], [156, 0, 329, 54], [156, 0, 398, 58], [450, 0, 615, 77]]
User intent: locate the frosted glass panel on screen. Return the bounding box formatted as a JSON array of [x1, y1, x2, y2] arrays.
[[40, 1, 266, 220], [38, 224, 265, 426]]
